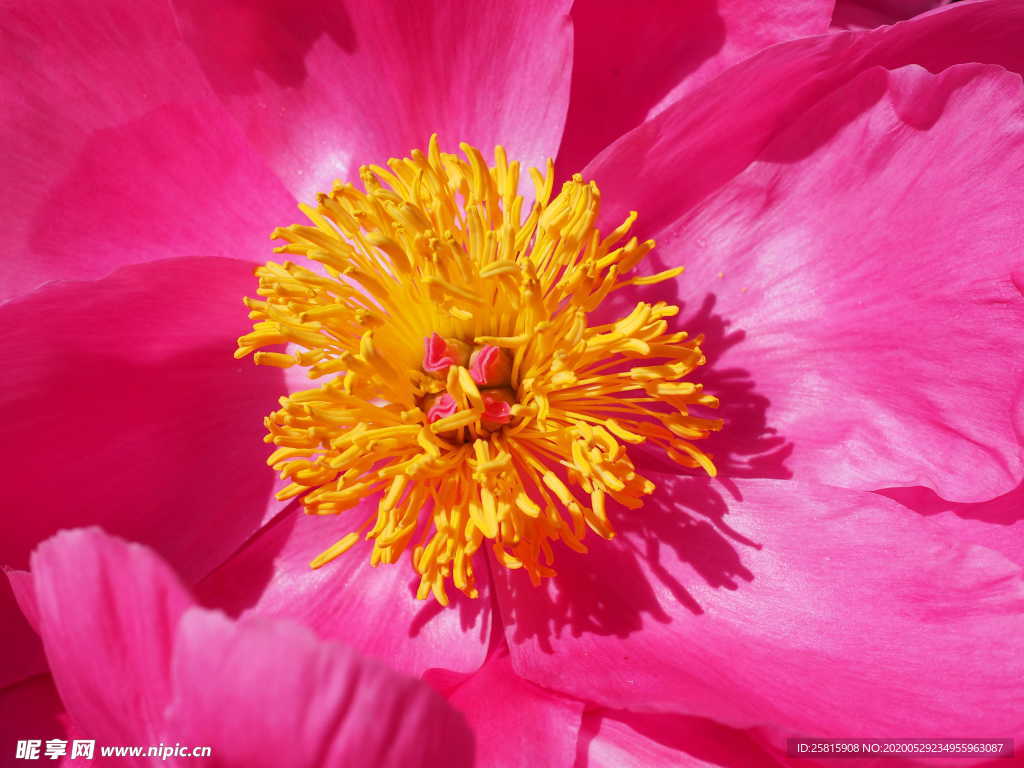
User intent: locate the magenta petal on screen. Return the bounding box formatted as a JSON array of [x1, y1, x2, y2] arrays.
[[648, 64, 1024, 501], [1, 0, 295, 301], [496, 478, 1024, 737], [587, 0, 1024, 236], [447, 650, 583, 768], [173, 0, 573, 201], [30, 529, 191, 745], [558, 0, 834, 174], [164, 608, 474, 768], [580, 709, 781, 768], [0, 258, 284, 581], [196, 507, 491, 678]]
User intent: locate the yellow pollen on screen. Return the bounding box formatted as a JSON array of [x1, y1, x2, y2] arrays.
[[236, 136, 722, 605]]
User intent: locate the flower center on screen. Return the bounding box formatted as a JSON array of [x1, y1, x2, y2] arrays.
[[236, 137, 722, 604], [420, 334, 516, 432]]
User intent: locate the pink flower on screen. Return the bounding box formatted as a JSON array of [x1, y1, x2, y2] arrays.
[[7, 528, 473, 767], [4, 0, 1024, 764]]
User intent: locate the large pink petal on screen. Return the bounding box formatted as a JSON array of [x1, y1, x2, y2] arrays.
[[195, 505, 491, 679], [1, 0, 296, 301], [30, 529, 191, 747], [495, 477, 1024, 737], [173, 0, 573, 201], [557, 0, 834, 175], [0, 258, 284, 581], [445, 649, 583, 768], [641, 64, 1024, 501], [163, 608, 474, 768], [580, 709, 784, 768], [587, 0, 1024, 236]]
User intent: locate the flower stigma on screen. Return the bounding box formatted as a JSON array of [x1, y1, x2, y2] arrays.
[[236, 137, 722, 605]]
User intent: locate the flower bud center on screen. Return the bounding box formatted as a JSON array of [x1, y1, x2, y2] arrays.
[[419, 334, 518, 437]]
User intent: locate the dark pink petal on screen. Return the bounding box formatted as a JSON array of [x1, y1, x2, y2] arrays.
[[0, 575, 46, 689], [580, 709, 784, 768], [163, 608, 474, 768], [173, 0, 573, 201], [495, 477, 1024, 737], [0, 0, 295, 301], [558, 0, 834, 175], [587, 0, 1024, 236], [0, 258, 284, 581], [647, 64, 1024, 501], [196, 506, 491, 678], [447, 650, 583, 768], [30, 529, 191, 746], [0, 676, 71, 766]]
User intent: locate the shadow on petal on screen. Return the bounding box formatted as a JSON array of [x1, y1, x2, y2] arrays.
[[877, 481, 1024, 526], [600, 281, 792, 480], [556, 0, 726, 176], [408, 570, 492, 645], [174, 0, 357, 94], [492, 473, 762, 652]]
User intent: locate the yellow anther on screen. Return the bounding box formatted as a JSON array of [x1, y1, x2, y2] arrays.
[[236, 137, 719, 603]]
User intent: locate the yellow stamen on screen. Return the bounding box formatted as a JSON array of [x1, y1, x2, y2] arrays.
[[236, 136, 722, 604]]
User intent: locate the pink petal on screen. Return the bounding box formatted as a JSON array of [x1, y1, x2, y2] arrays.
[[30, 529, 191, 746], [0, 574, 46, 689], [0, 0, 295, 301], [196, 506, 491, 678], [557, 0, 834, 175], [647, 64, 1024, 501], [163, 608, 474, 768], [878, 483, 1024, 568], [446, 650, 583, 768], [587, 0, 1024, 237], [0, 258, 284, 581], [495, 477, 1024, 737], [580, 709, 783, 768], [173, 0, 574, 201]]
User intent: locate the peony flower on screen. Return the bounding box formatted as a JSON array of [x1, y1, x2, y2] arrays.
[[4, 0, 1024, 764], [7, 528, 474, 767]]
